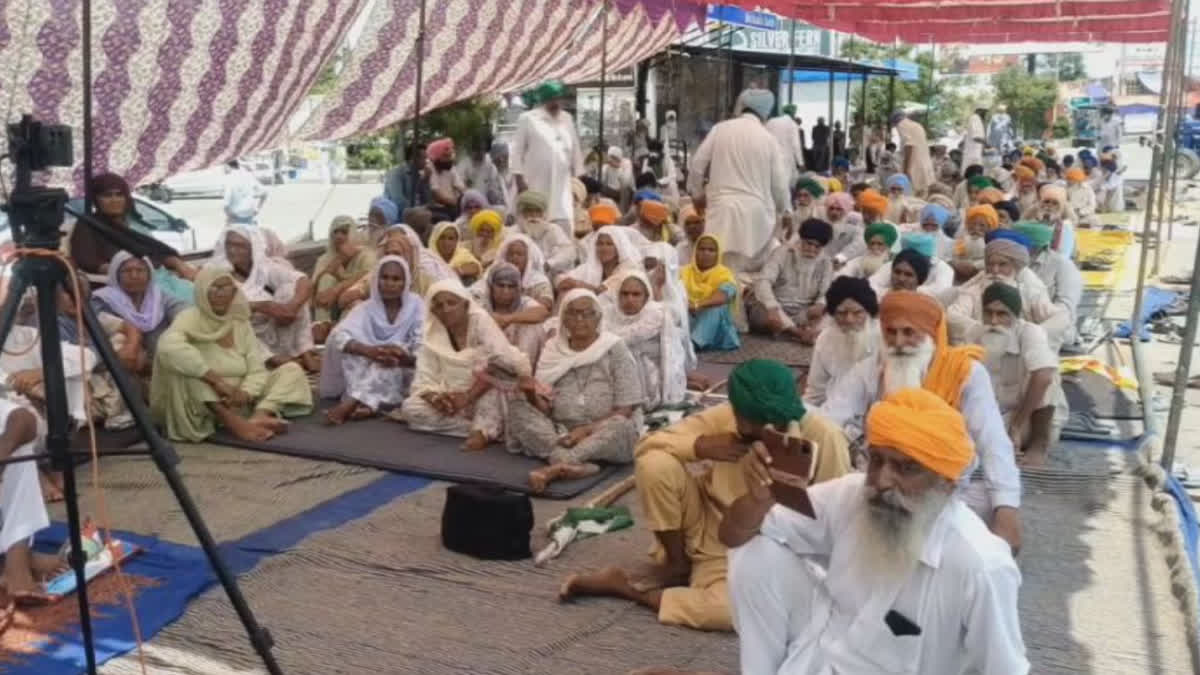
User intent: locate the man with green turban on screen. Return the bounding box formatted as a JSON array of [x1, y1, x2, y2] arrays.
[[967, 282, 1065, 467], [839, 221, 898, 279], [1014, 220, 1082, 347], [510, 79, 583, 234], [788, 177, 826, 224], [559, 358, 849, 632]]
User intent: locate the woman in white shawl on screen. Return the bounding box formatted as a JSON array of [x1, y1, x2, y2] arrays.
[[490, 233, 554, 308], [399, 279, 531, 451], [207, 225, 318, 370], [641, 241, 697, 373], [471, 261, 549, 366], [90, 251, 188, 376], [556, 225, 642, 296], [507, 289, 644, 493], [602, 269, 687, 411], [321, 256, 424, 425]]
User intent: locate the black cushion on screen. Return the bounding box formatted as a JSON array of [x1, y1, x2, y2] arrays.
[[441, 484, 533, 560]]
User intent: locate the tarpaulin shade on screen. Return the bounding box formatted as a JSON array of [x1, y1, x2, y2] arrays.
[[736, 0, 1172, 43]]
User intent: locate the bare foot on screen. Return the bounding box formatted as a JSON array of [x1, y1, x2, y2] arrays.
[[529, 462, 600, 493], [349, 404, 375, 421], [30, 552, 69, 581], [1018, 447, 1049, 468], [324, 399, 357, 426], [3, 545, 54, 600], [462, 430, 489, 452], [628, 561, 691, 592], [39, 470, 64, 503], [559, 566, 635, 602], [249, 412, 289, 435], [686, 372, 712, 391], [227, 416, 274, 443], [528, 466, 555, 493]]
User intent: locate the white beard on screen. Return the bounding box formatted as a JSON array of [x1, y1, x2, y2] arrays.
[[853, 483, 951, 582], [980, 324, 1016, 361], [882, 335, 936, 396], [860, 253, 888, 277], [964, 235, 986, 260], [830, 319, 878, 367]]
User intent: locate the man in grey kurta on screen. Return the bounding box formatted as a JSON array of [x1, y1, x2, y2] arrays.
[[747, 219, 834, 342]]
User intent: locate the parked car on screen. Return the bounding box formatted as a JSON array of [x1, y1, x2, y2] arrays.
[[143, 159, 273, 202], [65, 194, 196, 253]]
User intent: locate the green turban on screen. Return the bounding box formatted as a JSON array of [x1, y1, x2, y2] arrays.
[[728, 359, 806, 427], [520, 89, 540, 108], [517, 190, 548, 212], [534, 80, 568, 104], [1013, 221, 1054, 249], [863, 222, 898, 247], [982, 281, 1022, 317], [967, 175, 994, 191], [796, 178, 825, 199], [781, 103, 797, 116]]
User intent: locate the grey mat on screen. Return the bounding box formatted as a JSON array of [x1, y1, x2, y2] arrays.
[[209, 414, 623, 499], [1062, 369, 1143, 419], [696, 334, 812, 366], [1061, 413, 1144, 442]]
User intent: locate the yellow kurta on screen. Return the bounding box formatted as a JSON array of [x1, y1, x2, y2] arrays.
[[633, 402, 850, 630], [150, 311, 313, 442]]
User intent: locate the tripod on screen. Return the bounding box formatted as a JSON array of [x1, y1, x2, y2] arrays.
[[0, 118, 284, 674]]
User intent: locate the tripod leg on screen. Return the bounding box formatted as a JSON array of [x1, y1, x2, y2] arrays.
[[76, 295, 284, 674], [30, 272, 98, 675]]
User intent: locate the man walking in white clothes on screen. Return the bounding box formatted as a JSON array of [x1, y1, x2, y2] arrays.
[[687, 88, 792, 276], [223, 159, 267, 225], [892, 111, 936, 197], [510, 80, 584, 237], [962, 107, 987, 168], [765, 104, 805, 186]]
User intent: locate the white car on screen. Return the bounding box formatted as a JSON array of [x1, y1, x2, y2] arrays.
[[145, 159, 274, 202], [65, 194, 196, 254]]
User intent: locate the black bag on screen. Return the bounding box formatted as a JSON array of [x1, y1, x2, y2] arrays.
[[441, 484, 533, 560]]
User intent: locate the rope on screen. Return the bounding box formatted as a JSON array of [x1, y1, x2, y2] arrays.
[[11, 247, 148, 674]]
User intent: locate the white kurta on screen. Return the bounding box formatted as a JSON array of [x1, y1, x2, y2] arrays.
[[962, 113, 986, 167], [509, 107, 584, 224], [868, 258, 955, 301], [729, 473, 1028, 675], [688, 114, 791, 261], [947, 269, 1070, 352], [764, 116, 805, 181], [0, 398, 49, 554], [803, 320, 880, 407], [896, 118, 936, 196]]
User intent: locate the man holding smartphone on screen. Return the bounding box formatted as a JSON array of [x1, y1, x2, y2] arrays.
[[558, 359, 850, 632]]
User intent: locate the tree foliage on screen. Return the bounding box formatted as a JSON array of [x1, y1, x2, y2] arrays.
[[991, 67, 1059, 139], [840, 42, 971, 139], [1056, 53, 1087, 82]]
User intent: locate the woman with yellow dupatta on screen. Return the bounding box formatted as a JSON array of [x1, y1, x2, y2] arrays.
[[151, 267, 313, 443], [429, 220, 482, 283], [681, 233, 740, 351], [467, 209, 506, 270]]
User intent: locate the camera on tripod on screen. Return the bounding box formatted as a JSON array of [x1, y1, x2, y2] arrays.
[[3, 114, 74, 249]]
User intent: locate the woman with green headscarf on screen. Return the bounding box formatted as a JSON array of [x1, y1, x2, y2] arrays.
[[150, 266, 314, 442], [312, 215, 377, 342]]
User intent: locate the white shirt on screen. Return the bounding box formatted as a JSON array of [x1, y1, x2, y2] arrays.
[[804, 320, 880, 407], [765, 116, 805, 176], [688, 113, 791, 259], [1098, 116, 1122, 150], [947, 269, 1069, 349], [733, 473, 1028, 675], [223, 168, 267, 221], [510, 107, 585, 223], [601, 158, 635, 193], [895, 118, 936, 195], [962, 113, 986, 167], [868, 258, 955, 301], [966, 319, 1058, 414], [821, 355, 1021, 510]]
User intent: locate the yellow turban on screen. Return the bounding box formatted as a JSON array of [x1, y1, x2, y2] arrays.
[[588, 203, 620, 226], [879, 291, 983, 409], [1065, 167, 1087, 183], [468, 209, 503, 236], [867, 388, 975, 481], [828, 177, 844, 193], [639, 199, 670, 226], [966, 204, 1000, 230]]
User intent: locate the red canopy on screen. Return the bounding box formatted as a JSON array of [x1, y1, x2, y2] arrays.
[[741, 0, 1172, 43]]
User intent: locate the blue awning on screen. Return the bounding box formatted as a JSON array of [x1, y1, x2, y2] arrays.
[[787, 58, 920, 83]]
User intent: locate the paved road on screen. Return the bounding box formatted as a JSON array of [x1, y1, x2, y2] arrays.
[[165, 182, 384, 252]]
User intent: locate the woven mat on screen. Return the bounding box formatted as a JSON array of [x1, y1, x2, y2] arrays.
[[698, 334, 812, 366], [99, 457, 1198, 674], [50, 443, 383, 547], [99, 485, 739, 675]]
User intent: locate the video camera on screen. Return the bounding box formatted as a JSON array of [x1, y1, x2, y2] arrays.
[[3, 114, 74, 249]]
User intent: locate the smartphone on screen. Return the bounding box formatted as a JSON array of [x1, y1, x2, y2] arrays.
[[761, 428, 816, 518]]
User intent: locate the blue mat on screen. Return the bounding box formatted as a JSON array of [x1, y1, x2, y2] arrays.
[[8, 473, 430, 674], [1114, 287, 1181, 341], [14, 525, 213, 675]]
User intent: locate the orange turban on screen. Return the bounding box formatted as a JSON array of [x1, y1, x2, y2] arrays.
[[867, 388, 975, 481], [1012, 165, 1035, 181], [1065, 167, 1087, 183], [879, 291, 984, 408], [966, 204, 999, 230], [588, 203, 620, 226], [857, 189, 889, 218], [1018, 156, 1044, 175], [639, 199, 670, 226], [975, 187, 1005, 205]]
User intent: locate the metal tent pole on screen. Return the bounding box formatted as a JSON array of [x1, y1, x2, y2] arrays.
[[860, 71, 868, 152], [409, 0, 427, 201], [598, 0, 609, 156], [82, 0, 94, 217], [787, 14, 797, 105], [827, 70, 834, 167], [887, 74, 896, 119], [1166, 1, 1192, 246], [1154, 13, 1188, 276]]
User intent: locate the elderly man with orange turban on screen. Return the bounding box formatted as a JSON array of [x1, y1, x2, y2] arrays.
[[722, 387, 1028, 675], [855, 188, 889, 225], [636, 199, 679, 245], [1065, 166, 1100, 228], [821, 290, 1023, 553], [951, 204, 999, 281], [1012, 165, 1039, 218]]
